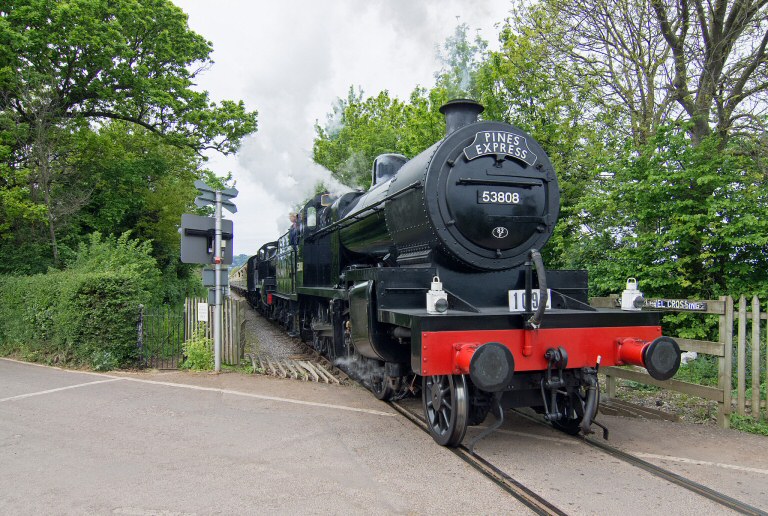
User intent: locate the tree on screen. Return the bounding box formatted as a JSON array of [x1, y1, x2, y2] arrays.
[[580, 126, 768, 304], [535, 0, 768, 144], [651, 0, 768, 143], [517, 0, 768, 299], [0, 0, 258, 265], [66, 122, 205, 302], [312, 24, 489, 189], [313, 88, 407, 188], [0, 0, 257, 154], [434, 23, 488, 99]]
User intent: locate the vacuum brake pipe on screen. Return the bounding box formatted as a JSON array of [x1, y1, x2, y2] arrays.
[[579, 372, 600, 435]]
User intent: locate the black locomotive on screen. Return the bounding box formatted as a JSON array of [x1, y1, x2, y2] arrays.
[[243, 99, 681, 447]]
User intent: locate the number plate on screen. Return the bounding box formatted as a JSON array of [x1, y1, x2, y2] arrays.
[[478, 190, 521, 204], [508, 289, 552, 312]]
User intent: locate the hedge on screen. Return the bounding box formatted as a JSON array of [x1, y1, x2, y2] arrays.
[[0, 269, 152, 368]]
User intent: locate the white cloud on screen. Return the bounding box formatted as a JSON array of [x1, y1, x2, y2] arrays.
[[174, 0, 512, 255]]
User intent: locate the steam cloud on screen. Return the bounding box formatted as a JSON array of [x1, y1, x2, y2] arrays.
[[178, 0, 510, 253]]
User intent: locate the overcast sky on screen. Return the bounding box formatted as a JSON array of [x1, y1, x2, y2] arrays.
[[173, 1, 513, 256]]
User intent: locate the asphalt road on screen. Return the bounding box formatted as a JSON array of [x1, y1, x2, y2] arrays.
[[1, 358, 766, 515], [0, 358, 520, 515]]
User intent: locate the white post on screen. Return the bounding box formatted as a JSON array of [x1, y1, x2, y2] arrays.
[[214, 190, 222, 372]]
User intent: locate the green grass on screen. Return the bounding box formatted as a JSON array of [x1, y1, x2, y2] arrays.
[[729, 415, 768, 436], [221, 362, 254, 374], [674, 355, 719, 386]]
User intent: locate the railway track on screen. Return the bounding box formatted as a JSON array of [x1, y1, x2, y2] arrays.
[[512, 409, 767, 516], [390, 401, 568, 516], [582, 435, 767, 515], [238, 292, 352, 385], [245, 348, 350, 384], [251, 352, 766, 515], [392, 401, 766, 515]]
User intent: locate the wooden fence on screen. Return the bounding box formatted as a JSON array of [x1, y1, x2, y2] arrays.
[[184, 297, 246, 366], [590, 295, 767, 427]]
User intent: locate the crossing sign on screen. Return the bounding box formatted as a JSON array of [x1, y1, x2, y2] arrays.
[[194, 181, 238, 213]]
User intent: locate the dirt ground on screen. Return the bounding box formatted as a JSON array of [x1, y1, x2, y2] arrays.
[[610, 379, 721, 424]]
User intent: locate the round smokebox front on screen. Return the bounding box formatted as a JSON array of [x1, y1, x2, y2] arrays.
[[427, 121, 560, 270]]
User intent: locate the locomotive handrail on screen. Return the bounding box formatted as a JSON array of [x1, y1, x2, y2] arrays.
[[305, 180, 423, 240], [456, 177, 540, 188]]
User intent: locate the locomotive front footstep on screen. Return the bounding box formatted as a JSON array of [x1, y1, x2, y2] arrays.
[[241, 98, 682, 447]]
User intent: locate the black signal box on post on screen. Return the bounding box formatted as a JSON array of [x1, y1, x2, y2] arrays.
[[180, 213, 234, 265]]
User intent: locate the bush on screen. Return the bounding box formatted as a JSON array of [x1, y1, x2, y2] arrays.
[[674, 354, 719, 387], [180, 328, 213, 371], [0, 232, 159, 368]]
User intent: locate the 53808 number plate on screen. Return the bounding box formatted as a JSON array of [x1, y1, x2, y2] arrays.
[[508, 289, 552, 312], [478, 190, 520, 204]]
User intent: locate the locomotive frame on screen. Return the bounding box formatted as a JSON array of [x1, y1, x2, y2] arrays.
[[241, 99, 681, 447]]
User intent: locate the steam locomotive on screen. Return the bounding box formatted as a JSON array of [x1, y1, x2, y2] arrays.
[[243, 99, 681, 447]]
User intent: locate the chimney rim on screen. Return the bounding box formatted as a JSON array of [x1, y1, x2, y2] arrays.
[[439, 98, 484, 115]]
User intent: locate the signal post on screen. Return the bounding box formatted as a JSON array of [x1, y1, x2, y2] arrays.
[[180, 180, 238, 372]]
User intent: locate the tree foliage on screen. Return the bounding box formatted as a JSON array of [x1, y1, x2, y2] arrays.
[[535, 0, 768, 144], [581, 127, 768, 303], [0, 0, 257, 269], [313, 87, 450, 188], [434, 23, 488, 99], [313, 88, 405, 188], [0, 121, 215, 302], [0, 0, 257, 154], [474, 9, 620, 267]]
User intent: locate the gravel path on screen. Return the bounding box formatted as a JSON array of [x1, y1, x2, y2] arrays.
[[233, 293, 305, 360]]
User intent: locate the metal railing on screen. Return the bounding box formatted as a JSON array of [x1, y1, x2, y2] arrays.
[[137, 305, 185, 369]]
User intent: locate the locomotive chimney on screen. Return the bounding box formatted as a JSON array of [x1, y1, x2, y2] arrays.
[[439, 99, 484, 136]]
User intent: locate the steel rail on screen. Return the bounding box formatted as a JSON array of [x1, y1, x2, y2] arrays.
[[512, 409, 767, 516], [248, 290, 565, 515], [390, 402, 568, 516], [245, 297, 762, 515], [582, 435, 767, 516]]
